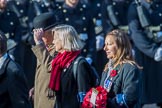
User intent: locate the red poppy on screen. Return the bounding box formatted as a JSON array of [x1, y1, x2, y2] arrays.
[[110, 70, 117, 77], [82, 86, 108, 108]]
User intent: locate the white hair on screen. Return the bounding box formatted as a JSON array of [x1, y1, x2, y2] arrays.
[[52, 24, 85, 51]]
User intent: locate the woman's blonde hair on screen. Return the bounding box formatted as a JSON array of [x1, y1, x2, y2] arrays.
[[52, 24, 85, 51], [104, 29, 142, 71]]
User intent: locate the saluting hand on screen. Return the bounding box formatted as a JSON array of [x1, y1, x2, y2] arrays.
[[33, 28, 44, 44]]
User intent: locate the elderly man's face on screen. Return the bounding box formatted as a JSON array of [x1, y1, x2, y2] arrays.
[[0, 0, 7, 10], [42, 29, 53, 46]]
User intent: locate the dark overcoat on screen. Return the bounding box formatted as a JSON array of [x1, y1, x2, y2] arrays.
[[0, 55, 31, 108], [55, 3, 96, 61], [101, 0, 133, 35], [0, 9, 24, 66], [128, 0, 162, 104], [55, 56, 94, 108]]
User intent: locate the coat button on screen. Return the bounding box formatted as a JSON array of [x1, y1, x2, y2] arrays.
[[82, 17, 86, 20], [7, 12, 10, 15], [82, 4, 86, 8], [83, 28, 87, 31], [65, 18, 69, 21], [97, 3, 101, 7], [83, 49, 87, 52], [16, 2, 20, 5], [10, 22, 14, 26], [11, 33, 14, 36], [63, 9, 67, 13], [80, 8, 83, 11], [20, 10, 24, 13], [98, 13, 102, 17]]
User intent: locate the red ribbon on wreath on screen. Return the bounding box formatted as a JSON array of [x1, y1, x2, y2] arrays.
[[82, 86, 108, 108]]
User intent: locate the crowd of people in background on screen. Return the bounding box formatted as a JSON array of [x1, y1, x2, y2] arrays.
[[0, 0, 162, 108]]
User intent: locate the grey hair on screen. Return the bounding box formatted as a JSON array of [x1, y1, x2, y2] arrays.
[[52, 24, 85, 51]]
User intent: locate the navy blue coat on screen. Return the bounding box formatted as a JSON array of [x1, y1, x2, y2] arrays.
[[101, 0, 133, 35], [55, 3, 96, 61], [128, 0, 162, 104], [0, 9, 24, 66], [0, 55, 31, 108]]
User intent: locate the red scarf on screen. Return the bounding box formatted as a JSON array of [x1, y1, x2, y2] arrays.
[[49, 50, 81, 91]]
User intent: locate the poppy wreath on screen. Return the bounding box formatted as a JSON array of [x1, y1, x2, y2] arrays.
[[81, 86, 108, 108]]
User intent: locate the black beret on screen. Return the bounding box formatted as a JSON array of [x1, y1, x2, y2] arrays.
[[33, 12, 59, 30]]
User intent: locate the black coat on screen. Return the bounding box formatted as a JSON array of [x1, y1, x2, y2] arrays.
[[128, 0, 162, 104], [0, 55, 31, 108], [0, 9, 24, 66], [0, 9, 35, 87], [55, 56, 93, 108], [100, 63, 141, 108]]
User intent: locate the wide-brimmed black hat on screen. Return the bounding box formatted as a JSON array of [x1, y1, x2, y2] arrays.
[[33, 12, 59, 31]]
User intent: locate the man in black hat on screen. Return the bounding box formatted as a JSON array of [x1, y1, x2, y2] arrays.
[[29, 12, 60, 108]]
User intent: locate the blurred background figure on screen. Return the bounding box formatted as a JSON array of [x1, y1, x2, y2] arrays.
[[101, 0, 133, 34], [4, 0, 36, 89], [93, 0, 133, 75], [0, 0, 24, 65], [7, 0, 30, 32], [55, 0, 97, 68], [128, 0, 162, 107], [0, 30, 32, 108], [28, 0, 57, 30], [90, 0, 105, 75]]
